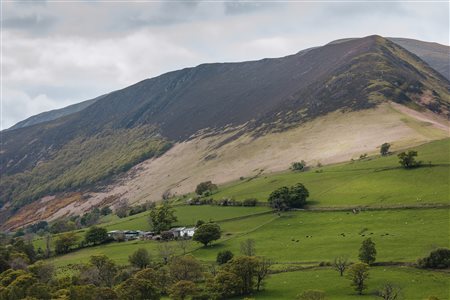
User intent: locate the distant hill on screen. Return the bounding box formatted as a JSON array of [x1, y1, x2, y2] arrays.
[[1, 35, 449, 227], [7, 95, 103, 131], [388, 37, 450, 80]]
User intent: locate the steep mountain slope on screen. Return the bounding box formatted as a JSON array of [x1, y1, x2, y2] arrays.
[[1, 35, 449, 227], [7, 95, 103, 131], [389, 37, 450, 80]]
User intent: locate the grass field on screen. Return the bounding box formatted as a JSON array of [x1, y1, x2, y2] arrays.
[[38, 139, 449, 298], [258, 267, 450, 300], [49, 208, 448, 268], [192, 208, 449, 263], [212, 139, 450, 207], [33, 205, 271, 249]]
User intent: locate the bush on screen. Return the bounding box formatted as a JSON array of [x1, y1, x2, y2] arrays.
[[417, 248, 450, 269], [216, 250, 234, 265], [291, 161, 307, 171], [195, 181, 218, 195]]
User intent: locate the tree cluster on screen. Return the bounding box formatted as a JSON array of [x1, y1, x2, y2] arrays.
[[268, 183, 309, 210]]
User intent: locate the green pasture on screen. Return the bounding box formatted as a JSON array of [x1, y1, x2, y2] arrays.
[[192, 208, 449, 263], [212, 139, 450, 207], [258, 267, 450, 299]]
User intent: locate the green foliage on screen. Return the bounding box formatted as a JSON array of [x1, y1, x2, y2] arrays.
[[193, 223, 221, 247], [89, 254, 117, 287], [268, 183, 309, 210], [216, 250, 234, 265], [397, 150, 421, 168], [347, 262, 369, 295], [115, 278, 160, 300], [223, 256, 259, 295], [169, 280, 197, 300], [1, 127, 172, 210], [28, 261, 54, 284], [129, 248, 151, 269], [417, 248, 450, 269], [359, 238, 377, 265], [54, 232, 79, 255], [168, 255, 203, 282], [195, 181, 218, 195], [211, 270, 242, 298], [148, 202, 178, 233], [84, 226, 108, 245]]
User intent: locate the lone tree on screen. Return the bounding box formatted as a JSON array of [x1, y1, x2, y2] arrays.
[[359, 238, 377, 265], [398, 150, 421, 168], [115, 199, 129, 218], [380, 143, 391, 156], [268, 183, 309, 211], [193, 223, 221, 247], [129, 248, 151, 269], [333, 256, 349, 276], [195, 181, 218, 195], [255, 257, 273, 291], [240, 239, 256, 256], [148, 202, 178, 233], [291, 161, 306, 172], [84, 226, 108, 245], [347, 262, 369, 295]]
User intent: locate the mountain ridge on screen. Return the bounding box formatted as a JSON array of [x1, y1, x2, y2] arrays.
[[1, 35, 449, 227]]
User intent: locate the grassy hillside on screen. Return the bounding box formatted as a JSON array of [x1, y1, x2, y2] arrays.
[[33, 139, 449, 298], [212, 138, 450, 207], [48, 208, 448, 267], [260, 267, 449, 299]]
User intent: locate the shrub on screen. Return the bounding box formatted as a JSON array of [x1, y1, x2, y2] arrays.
[[195, 181, 218, 195], [216, 250, 234, 265], [417, 248, 450, 269]]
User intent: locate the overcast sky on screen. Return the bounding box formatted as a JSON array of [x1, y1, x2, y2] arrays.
[[2, 0, 449, 129]]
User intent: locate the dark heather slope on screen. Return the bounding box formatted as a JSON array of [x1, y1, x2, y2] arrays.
[[7, 96, 104, 131], [389, 38, 450, 80], [1, 35, 449, 211]]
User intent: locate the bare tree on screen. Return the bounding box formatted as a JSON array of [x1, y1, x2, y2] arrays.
[[177, 238, 191, 255], [255, 257, 273, 291], [333, 256, 349, 276], [115, 198, 129, 218], [378, 283, 401, 300], [240, 238, 256, 256], [158, 242, 175, 264]]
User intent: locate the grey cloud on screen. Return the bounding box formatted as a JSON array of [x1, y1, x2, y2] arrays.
[[224, 1, 282, 15], [4, 13, 56, 33], [3, 1, 448, 129]]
